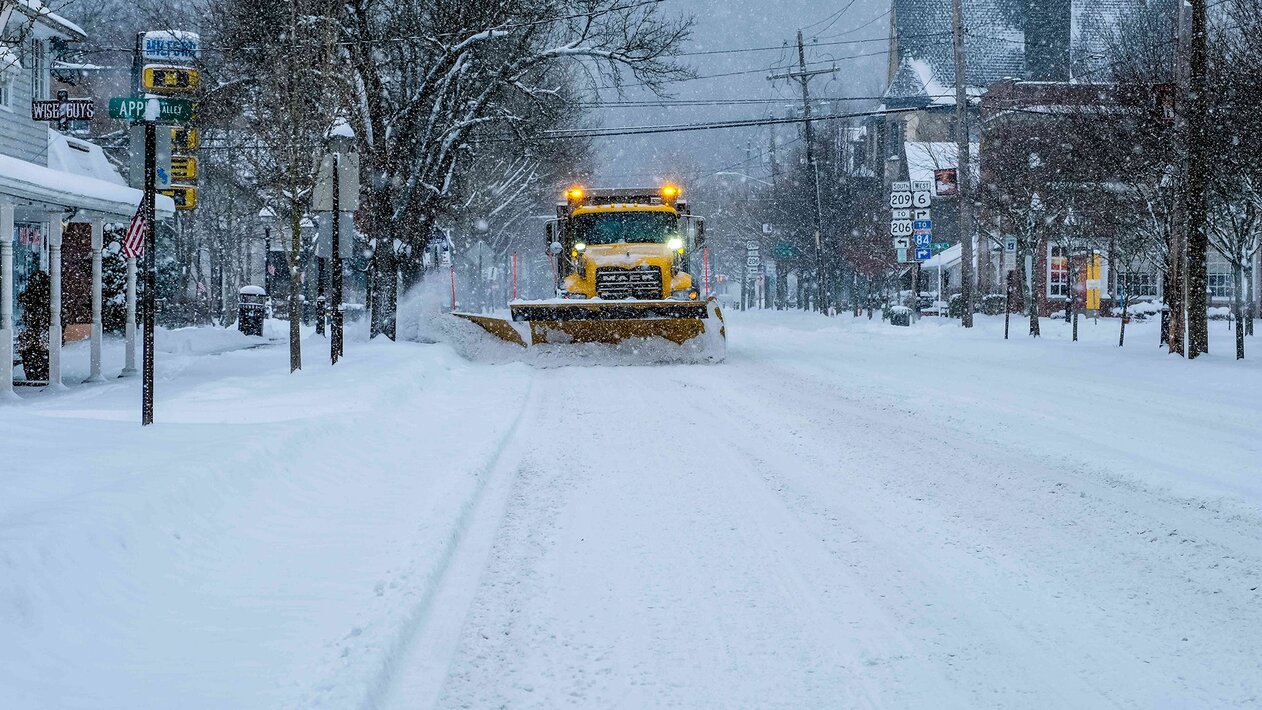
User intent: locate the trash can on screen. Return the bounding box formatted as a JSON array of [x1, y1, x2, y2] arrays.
[[889, 306, 912, 327], [239, 285, 267, 336]]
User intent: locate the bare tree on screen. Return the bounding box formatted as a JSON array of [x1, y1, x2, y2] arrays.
[[334, 0, 694, 338], [210, 0, 340, 370]]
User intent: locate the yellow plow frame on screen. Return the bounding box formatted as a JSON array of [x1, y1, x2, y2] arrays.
[[454, 298, 725, 355]]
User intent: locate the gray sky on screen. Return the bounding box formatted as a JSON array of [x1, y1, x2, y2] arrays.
[[590, 0, 891, 187]]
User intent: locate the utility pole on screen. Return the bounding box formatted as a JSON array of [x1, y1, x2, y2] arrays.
[[331, 152, 344, 363], [769, 31, 834, 314], [1186, 0, 1210, 358], [142, 108, 157, 425], [952, 0, 975, 327]]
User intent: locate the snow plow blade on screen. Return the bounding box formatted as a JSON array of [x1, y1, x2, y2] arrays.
[[454, 298, 726, 358]]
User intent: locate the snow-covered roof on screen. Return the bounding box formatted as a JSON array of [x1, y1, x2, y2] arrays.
[[904, 141, 980, 186], [47, 130, 126, 187], [885, 0, 1172, 105], [0, 151, 174, 219], [9, 0, 87, 40], [0, 46, 19, 73], [328, 118, 354, 139], [920, 237, 984, 271]]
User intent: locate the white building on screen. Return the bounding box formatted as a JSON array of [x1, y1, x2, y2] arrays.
[[2, 1, 174, 396]]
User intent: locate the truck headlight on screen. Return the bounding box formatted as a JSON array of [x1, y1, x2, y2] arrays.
[[667, 237, 683, 252], [575, 242, 587, 252]]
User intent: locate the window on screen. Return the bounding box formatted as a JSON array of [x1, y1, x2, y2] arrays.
[[886, 120, 902, 160], [572, 212, 679, 246], [1119, 271, 1158, 299], [0, 49, 17, 110], [1208, 271, 1234, 300], [30, 39, 47, 101], [1048, 245, 1069, 298]]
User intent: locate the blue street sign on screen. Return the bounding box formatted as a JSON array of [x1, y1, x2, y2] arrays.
[[915, 247, 932, 261], [914, 233, 932, 247], [913, 220, 932, 230]]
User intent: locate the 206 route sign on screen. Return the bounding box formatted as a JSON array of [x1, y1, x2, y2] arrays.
[[109, 96, 193, 123]]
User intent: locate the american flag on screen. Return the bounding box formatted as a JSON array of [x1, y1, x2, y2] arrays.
[[122, 208, 145, 258]]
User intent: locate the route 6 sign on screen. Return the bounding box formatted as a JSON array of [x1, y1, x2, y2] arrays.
[[913, 190, 932, 208]]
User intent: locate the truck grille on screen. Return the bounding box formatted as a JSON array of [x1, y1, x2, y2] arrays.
[[595, 267, 664, 300]]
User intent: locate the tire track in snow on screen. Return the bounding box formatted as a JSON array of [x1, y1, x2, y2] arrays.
[[347, 372, 540, 710], [435, 367, 911, 707]]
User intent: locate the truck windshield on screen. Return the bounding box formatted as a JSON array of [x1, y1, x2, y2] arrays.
[[573, 212, 678, 245]]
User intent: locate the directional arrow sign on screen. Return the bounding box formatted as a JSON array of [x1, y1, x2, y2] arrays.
[[109, 96, 194, 123], [143, 65, 200, 94], [915, 247, 932, 261], [171, 155, 197, 182]]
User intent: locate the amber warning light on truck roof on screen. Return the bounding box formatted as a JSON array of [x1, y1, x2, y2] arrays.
[[566, 186, 585, 202], [661, 184, 680, 201]]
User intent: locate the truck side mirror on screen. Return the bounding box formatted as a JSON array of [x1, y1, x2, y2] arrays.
[[549, 241, 564, 256]]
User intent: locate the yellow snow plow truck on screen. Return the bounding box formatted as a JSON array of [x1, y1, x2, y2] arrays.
[[456, 184, 725, 360]]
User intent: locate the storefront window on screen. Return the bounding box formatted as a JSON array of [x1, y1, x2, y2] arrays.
[[12, 223, 46, 325], [1048, 245, 1069, 298]]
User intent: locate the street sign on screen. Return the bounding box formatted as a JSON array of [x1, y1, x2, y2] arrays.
[[746, 256, 761, 268], [171, 126, 199, 150], [773, 242, 794, 260], [110, 96, 194, 123], [1004, 236, 1017, 253], [914, 209, 930, 221], [915, 247, 932, 261], [313, 153, 362, 211], [142, 65, 200, 93], [931, 242, 951, 251], [892, 237, 910, 250], [129, 124, 171, 189], [143, 31, 201, 61], [914, 232, 932, 247], [897, 248, 909, 264], [913, 219, 932, 231], [160, 185, 197, 210], [890, 190, 913, 209], [911, 181, 933, 208], [31, 97, 94, 122], [892, 209, 910, 220], [890, 220, 913, 237], [171, 155, 197, 182]]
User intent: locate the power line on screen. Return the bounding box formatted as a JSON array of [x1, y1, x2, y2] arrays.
[[483, 105, 918, 144]]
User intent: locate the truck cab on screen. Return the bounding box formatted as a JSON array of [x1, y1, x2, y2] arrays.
[[549, 185, 706, 302]]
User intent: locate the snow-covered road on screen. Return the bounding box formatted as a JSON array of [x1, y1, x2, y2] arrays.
[[4, 312, 1260, 708]]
